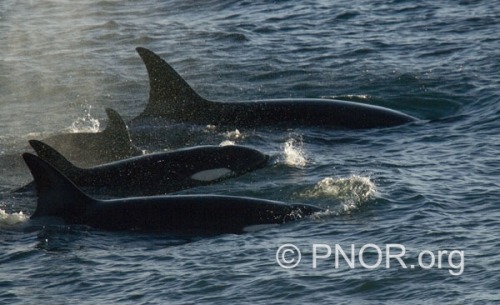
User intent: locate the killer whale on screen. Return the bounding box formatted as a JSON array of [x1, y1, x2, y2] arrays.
[[23, 153, 322, 234], [43, 108, 142, 166], [133, 47, 417, 129], [24, 140, 268, 197]]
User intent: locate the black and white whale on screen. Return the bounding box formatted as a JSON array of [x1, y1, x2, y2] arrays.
[[22, 140, 268, 197], [133, 47, 417, 129], [43, 108, 142, 166], [23, 153, 322, 234]]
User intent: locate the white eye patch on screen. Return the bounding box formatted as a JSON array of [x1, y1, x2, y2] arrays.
[[190, 168, 234, 182]]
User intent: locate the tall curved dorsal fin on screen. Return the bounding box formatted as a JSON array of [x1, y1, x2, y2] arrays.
[[22, 153, 93, 221], [136, 47, 209, 119], [29, 140, 81, 177]]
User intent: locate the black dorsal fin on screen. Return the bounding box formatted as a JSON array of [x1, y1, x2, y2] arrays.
[[136, 47, 209, 119], [102, 108, 142, 158], [102, 108, 129, 140], [22, 153, 93, 222], [29, 140, 81, 177]]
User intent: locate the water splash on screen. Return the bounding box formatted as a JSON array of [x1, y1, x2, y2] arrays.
[[0, 208, 28, 226], [283, 137, 307, 167], [219, 140, 235, 146], [224, 129, 243, 141], [66, 104, 100, 133], [300, 175, 376, 214]]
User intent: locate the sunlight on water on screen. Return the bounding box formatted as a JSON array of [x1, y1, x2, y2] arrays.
[[283, 137, 307, 167], [0, 208, 28, 226], [300, 176, 376, 214], [65, 105, 100, 133]]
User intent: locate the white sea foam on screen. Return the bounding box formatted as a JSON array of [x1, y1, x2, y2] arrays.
[[0, 208, 28, 226], [283, 137, 307, 168], [219, 140, 235, 146], [300, 175, 376, 214]]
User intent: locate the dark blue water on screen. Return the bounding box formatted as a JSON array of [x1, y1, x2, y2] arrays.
[[1, 1, 499, 304]]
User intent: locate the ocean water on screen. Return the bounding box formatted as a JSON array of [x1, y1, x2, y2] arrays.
[[1, 0, 499, 304]]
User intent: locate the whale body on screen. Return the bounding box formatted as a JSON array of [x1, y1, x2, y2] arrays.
[[134, 47, 417, 129], [26, 140, 268, 197], [23, 153, 322, 235]]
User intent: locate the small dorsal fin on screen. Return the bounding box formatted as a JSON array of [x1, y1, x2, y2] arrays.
[[135, 47, 209, 119], [102, 108, 129, 139], [22, 153, 93, 222], [29, 140, 81, 176], [102, 108, 142, 158]]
